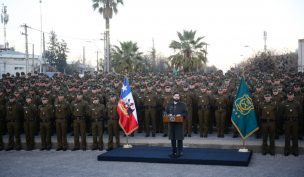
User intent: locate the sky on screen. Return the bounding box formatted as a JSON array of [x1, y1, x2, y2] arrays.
[[1, 0, 304, 72]]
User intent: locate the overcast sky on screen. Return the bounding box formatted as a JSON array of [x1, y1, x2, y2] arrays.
[[1, 0, 304, 71]]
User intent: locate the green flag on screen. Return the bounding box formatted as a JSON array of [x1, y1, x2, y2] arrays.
[[231, 78, 259, 140], [172, 68, 179, 76]]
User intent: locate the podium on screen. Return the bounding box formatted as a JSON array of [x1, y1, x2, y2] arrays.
[[163, 115, 184, 123]]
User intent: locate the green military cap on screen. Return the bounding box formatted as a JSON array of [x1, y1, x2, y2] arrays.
[[287, 91, 294, 95], [256, 83, 262, 88], [264, 92, 271, 97], [92, 96, 99, 100], [76, 91, 83, 96], [293, 83, 300, 87], [109, 92, 116, 97], [9, 94, 16, 99], [25, 95, 32, 99], [217, 87, 223, 91], [91, 85, 97, 90], [147, 82, 154, 87], [58, 91, 65, 96], [41, 96, 48, 100], [82, 86, 88, 90], [165, 84, 171, 89], [164, 82, 171, 86]]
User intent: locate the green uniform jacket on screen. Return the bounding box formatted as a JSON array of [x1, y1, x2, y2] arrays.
[[23, 103, 37, 121]]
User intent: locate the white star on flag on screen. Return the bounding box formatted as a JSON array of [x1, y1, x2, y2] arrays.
[[122, 85, 127, 92]]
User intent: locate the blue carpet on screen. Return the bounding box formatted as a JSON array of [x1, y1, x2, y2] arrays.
[[97, 146, 252, 166]]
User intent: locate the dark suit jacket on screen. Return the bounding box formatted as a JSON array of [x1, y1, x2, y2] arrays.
[[165, 101, 187, 140]]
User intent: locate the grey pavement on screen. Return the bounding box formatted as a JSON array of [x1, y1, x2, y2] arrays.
[[1, 132, 304, 177], [2, 132, 304, 154], [0, 150, 304, 177]]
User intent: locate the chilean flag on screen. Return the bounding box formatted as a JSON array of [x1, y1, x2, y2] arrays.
[[117, 78, 138, 135]]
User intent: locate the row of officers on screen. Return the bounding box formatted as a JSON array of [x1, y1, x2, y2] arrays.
[[0, 92, 120, 151], [0, 86, 303, 156]]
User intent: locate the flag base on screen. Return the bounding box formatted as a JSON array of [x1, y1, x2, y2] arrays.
[[123, 144, 133, 148], [238, 148, 249, 153]]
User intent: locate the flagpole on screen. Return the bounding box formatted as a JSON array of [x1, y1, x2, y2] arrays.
[[123, 134, 133, 148], [239, 139, 249, 152]]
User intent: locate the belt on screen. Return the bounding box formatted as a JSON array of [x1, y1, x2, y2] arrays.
[[8, 120, 18, 122], [216, 106, 226, 110], [285, 117, 297, 121], [145, 106, 156, 109], [198, 105, 209, 109], [74, 116, 85, 120], [108, 118, 118, 120], [40, 119, 50, 123], [56, 118, 66, 121], [92, 119, 102, 122], [261, 119, 275, 123], [56, 117, 66, 119]]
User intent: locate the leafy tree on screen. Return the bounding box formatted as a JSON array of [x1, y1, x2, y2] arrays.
[[44, 31, 68, 72], [111, 41, 146, 73], [169, 30, 207, 72]]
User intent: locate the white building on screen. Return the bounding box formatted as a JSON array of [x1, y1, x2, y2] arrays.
[[0, 49, 40, 78]]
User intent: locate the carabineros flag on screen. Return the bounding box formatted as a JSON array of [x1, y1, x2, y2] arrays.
[[231, 78, 259, 140]]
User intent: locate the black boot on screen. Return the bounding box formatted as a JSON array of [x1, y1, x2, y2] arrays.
[[169, 152, 177, 158]]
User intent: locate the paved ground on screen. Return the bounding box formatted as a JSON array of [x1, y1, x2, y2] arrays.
[[0, 150, 303, 177], [1, 132, 304, 177], [2, 132, 304, 153]]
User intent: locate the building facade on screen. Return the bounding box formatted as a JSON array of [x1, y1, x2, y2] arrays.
[[0, 49, 40, 78]]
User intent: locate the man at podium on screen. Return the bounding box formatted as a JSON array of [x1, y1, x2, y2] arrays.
[[164, 92, 188, 158]]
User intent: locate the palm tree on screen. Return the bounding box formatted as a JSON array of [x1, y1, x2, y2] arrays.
[[111, 41, 146, 73], [169, 30, 207, 72], [92, 0, 124, 73]]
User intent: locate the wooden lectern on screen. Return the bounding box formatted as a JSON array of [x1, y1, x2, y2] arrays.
[[163, 115, 184, 123]]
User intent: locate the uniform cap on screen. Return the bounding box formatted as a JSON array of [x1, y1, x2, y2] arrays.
[[264, 93, 271, 97], [58, 91, 65, 96]]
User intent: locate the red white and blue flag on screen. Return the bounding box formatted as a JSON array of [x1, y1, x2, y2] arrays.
[[117, 78, 138, 135]]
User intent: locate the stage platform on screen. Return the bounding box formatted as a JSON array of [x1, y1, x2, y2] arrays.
[[97, 146, 252, 166]]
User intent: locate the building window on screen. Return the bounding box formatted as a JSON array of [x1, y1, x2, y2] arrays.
[[14, 67, 24, 70]]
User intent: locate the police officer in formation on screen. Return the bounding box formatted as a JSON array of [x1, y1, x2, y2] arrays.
[[71, 92, 88, 151], [282, 91, 302, 156], [23, 95, 37, 150], [0, 69, 303, 157], [89, 96, 105, 150], [54, 92, 70, 151], [259, 93, 277, 155], [38, 97, 53, 150], [106, 94, 120, 151]]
